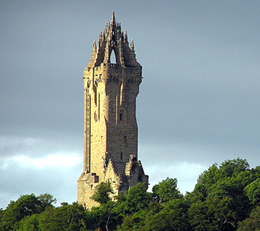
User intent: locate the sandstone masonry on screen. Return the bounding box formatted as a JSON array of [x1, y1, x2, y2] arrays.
[[77, 12, 148, 209]]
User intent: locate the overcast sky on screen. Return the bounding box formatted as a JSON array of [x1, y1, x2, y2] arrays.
[[1, 0, 260, 208]]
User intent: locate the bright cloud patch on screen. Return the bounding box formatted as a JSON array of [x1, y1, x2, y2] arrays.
[[10, 153, 81, 168], [0, 136, 82, 169]]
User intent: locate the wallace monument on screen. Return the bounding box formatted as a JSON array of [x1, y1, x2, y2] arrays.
[[77, 12, 148, 208]]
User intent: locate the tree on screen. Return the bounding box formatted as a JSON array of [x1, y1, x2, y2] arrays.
[[116, 202, 162, 231], [197, 164, 221, 188], [144, 199, 191, 231], [152, 177, 182, 203], [37, 193, 56, 210], [206, 177, 251, 226], [91, 182, 114, 205], [188, 201, 212, 231], [187, 159, 254, 231], [89, 200, 121, 231], [118, 183, 152, 215], [17, 214, 39, 231], [116, 210, 147, 231], [191, 164, 222, 203], [238, 205, 260, 231], [206, 196, 237, 230], [0, 194, 43, 230], [219, 158, 250, 178], [38, 203, 87, 231], [190, 159, 251, 204], [244, 178, 260, 205]]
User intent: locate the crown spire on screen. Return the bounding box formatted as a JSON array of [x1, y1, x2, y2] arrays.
[[130, 39, 135, 51], [86, 13, 140, 67], [124, 31, 128, 43], [92, 40, 97, 51], [111, 11, 116, 27]]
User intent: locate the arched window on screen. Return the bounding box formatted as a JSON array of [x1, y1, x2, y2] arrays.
[[110, 49, 116, 64]]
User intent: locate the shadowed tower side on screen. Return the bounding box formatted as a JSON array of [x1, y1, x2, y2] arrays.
[[78, 12, 148, 208]]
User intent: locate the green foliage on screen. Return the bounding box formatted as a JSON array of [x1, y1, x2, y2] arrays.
[[207, 178, 250, 227], [118, 183, 152, 215], [89, 201, 120, 231], [0, 194, 84, 231], [91, 182, 114, 205], [244, 178, 260, 205], [189, 196, 244, 231], [219, 158, 250, 178], [196, 158, 250, 195], [38, 203, 87, 231], [197, 163, 221, 187], [17, 214, 39, 231], [188, 201, 211, 231], [144, 199, 191, 231], [191, 158, 252, 202], [238, 205, 260, 231], [37, 193, 57, 210], [235, 170, 258, 187], [188, 158, 255, 231], [116, 202, 163, 231], [0, 194, 43, 230], [152, 177, 182, 203], [116, 210, 147, 231], [1, 158, 260, 231]]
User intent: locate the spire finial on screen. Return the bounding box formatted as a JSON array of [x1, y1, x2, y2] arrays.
[[130, 39, 135, 51], [92, 40, 97, 51], [99, 31, 103, 41], [124, 31, 128, 43], [111, 11, 116, 25]]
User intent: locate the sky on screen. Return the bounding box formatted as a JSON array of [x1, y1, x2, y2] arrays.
[[1, 0, 260, 208]]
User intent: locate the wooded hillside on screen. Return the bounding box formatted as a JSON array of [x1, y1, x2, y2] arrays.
[[1, 158, 259, 231]]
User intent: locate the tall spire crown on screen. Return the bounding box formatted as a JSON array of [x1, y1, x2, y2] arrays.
[[111, 11, 116, 26], [130, 39, 135, 51], [86, 12, 140, 67], [92, 40, 97, 51]]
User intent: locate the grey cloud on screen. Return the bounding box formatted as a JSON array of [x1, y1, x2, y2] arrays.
[[0, 135, 82, 159], [0, 160, 80, 208]]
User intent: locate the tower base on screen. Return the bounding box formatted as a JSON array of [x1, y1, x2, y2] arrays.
[[78, 155, 148, 209]]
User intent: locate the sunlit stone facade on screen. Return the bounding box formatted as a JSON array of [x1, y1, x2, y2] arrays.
[[77, 13, 148, 209]]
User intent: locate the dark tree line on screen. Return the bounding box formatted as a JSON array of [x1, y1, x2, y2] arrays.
[[1, 158, 260, 231]]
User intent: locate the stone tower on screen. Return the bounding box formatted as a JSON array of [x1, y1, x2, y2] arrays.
[[78, 12, 148, 208]]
